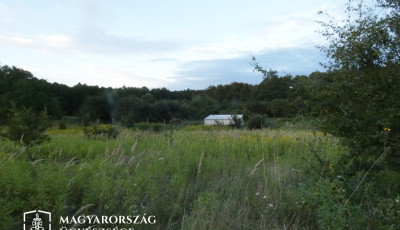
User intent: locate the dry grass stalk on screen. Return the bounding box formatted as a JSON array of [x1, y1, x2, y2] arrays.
[[73, 204, 94, 217], [130, 140, 138, 152], [32, 159, 45, 165], [251, 157, 265, 175], [65, 156, 78, 168], [19, 133, 24, 144], [127, 156, 136, 165], [0, 145, 26, 165], [197, 152, 205, 177]]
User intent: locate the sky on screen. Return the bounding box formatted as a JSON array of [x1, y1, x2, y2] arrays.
[[0, 0, 349, 90]]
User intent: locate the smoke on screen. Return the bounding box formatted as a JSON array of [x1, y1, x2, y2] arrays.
[[105, 89, 118, 125]]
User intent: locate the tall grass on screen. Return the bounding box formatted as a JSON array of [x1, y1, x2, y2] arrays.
[[0, 127, 343, 229]]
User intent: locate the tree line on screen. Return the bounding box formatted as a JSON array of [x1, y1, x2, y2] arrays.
[[0, 64, 322, 127]]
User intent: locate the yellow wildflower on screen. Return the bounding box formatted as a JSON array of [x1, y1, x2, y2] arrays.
[[329, 163, 334, 173]]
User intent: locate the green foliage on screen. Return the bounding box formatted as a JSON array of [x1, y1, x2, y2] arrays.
[[134, 122, 165, 132], [268, 99, 296, 117], [120, 112, 136, 128], [79, 95, 111, 123], [151, 123, 163, 132], [228, 115, 243, 129], [83, 124, 119, 139], [1, 105, 50, 146], [57, 121, 67, 130], [250, 57, 308, 118], [1, 127, 344, 229], [0, 66, 62, 120], [134, 122, 153, 131], [185, 124, 231, 131], [312, 0, 400, 173], [247, 115, 263, 129], [317, 0, 399, 70], [1, 63, 314, 126], [2, 125, 400, 229], [293, 1, 400, 228]]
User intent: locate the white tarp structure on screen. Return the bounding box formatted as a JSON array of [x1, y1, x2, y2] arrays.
[[204, 114, 243, 125]]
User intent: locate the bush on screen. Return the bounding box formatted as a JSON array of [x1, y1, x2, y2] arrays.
[[185, 125, 214, 131], [120, 112, 136, 129], [135, 122, 165, 132], [135, 122, 152, 131], [151, 123, 163, 132], [185, 124, 231, 131], [228, 115, 243, 129], [247, 115, 263, 129], [1, 105, 50, 146], [312, 0, 400, 173], [58, 121, 67, 130], [83, 124, 119, 139]]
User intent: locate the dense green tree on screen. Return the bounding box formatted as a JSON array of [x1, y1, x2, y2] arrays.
[[134, 101, 152, 122], [255, 75, 293, 100], [1, 105, 50, 146], [67, 83, 103, 116], [206, 82, 253, 102], [247, 115, 263, 129], [141, 93, 156, 104], [119, 95, 141, 116], [0, 66, 62, 120], [312, 0, 400, 173], [151, 87, 171, 100], [229, 115, 243, 129], [246, 101, 269, 116], [79, 95, 110, 123]]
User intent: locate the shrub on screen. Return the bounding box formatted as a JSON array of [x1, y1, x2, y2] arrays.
[[2, 105, 50, 146], [120, 112, 136, 129], [185, 124, 231, 131], [185, 125, 214, 131], [135, 122, 165, 132], [308, 0, 400, 173], [151, 123, 163, 132], [135, 122, 153, 131], [247, 115, 263, 129], [58, 121, 67, 130], [228, 115, 243, 129], [83, 124, 119, 139]]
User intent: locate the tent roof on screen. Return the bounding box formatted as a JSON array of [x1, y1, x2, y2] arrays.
[[204, 114, 243, 120]]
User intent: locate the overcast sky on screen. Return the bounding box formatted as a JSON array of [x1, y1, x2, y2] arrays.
[[0, 0, 349, 90]]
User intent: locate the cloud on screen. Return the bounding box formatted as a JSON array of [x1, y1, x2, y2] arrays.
[[39, 34, 75, 49], [148, 57, 178, 62], [0, 34, 77, 54], [0, 0, 341, 91], [253, 47, 324, 74], [167, 59, 256, 90], [167, 47, 324, 90], [0, 35, 34, 46], [0, 29, 188, 57], [78, 62, 166, 88], [168, 14, 323, 64], [73, 28, 187, 55]]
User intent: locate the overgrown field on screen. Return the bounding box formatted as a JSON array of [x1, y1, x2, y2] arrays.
[[1, 126, 396, 229]]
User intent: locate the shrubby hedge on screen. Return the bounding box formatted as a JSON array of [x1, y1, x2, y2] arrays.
[[83, 124, 119, 139]]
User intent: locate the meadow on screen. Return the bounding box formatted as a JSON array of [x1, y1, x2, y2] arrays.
[[0, 124, 384, 229]]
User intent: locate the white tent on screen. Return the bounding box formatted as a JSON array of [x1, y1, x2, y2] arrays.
[[204, 114, 243, 125]]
